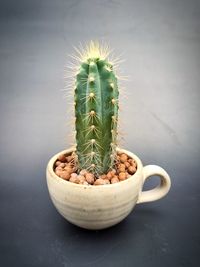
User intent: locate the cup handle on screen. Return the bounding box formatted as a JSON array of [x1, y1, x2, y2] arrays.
[[137, 165, 171, 204]]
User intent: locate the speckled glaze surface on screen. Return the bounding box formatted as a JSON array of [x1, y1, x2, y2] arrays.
[[46, 148, 171, 230]]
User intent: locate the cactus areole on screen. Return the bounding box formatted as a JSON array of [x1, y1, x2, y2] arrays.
[[74, 42, 119, 175]]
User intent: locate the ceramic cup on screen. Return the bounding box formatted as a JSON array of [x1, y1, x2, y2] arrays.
[[46, 148, 171, 230]]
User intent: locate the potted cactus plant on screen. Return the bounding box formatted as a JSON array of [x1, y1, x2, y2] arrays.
[[46, 41, 171, 230]]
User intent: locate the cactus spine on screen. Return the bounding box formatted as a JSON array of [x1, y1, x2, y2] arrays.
[[74, 42, 119, 175]]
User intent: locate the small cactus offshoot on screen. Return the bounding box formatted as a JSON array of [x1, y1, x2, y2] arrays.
[[71, 41, 120, 175]]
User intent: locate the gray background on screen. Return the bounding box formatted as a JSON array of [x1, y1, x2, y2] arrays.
[[0, 0, 199, 266]]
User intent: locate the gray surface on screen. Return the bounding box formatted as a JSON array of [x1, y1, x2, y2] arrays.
[[0, 0, 200, 266]]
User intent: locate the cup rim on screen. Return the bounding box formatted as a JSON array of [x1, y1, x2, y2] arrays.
[[46, 147, 143, 189]]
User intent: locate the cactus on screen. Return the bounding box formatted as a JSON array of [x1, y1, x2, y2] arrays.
[[73, 42, 119, 175]]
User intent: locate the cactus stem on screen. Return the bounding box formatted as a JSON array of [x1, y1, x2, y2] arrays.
[[83, 138, 102, 150], [89, 76, 95, 82], [95, 142, 103, 150], [89, 110, 100, 123], [80, 155, 93, 169], [83, 152, 101, 164], [84, 151, 95, 157], [110, 82, 114, 89], [110, 142, 117, 152], [104, 65, 112, 72], [82, 111, 99, 124], [111, 98, 117, 104], [111, 129, 117, 137], [80, 77, 88, 81], [90, 110, 95, 116], [82, 138, 102, 152], [89, 125, 101, 138], [93, 128, 101, 138], [83, 124, 100, 138], [90, 151, 95, 157], [111, 115, 117, 123], [84, 125, 95, 138], [73, 41, 120, 174], [87, 139, 103, 150], [89, 164, 96, 169], [89, 92, 95, 98], [81, 143, 93, 154], [80, 93, 96, 105]]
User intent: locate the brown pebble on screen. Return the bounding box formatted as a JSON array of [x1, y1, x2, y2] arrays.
[[58, 154, 67, 162], [67, 155, 73, 163], [77, 175, 86, 184], [111, 169, 116, 176], [132, 161, 137, 167], [119, 172, 127, 181], [120, 153, 128, 163], [128, 159, 137, 167], [72, 167, 78, 173], [83, 181, 89, 185], [111, 176, 120, 184], [118, 163, 125, 169], [124, 161, 130, 168], [106, 171, 113, 180], [60, 163, 66, 168], [69, 176, 79, 183], [59, 171, 70, 180], [85, 173, 94, 184], [64, 165, 73, 174], [99, 174, 107, 179], [55, 166, 63, 171], [55, 169, 63, 176], [71, 173, 78, 179], [80, 169, 87, 176], [126, 172, 131, 178], [118, 164, 126, 173], [128, 166, 136, 175], [94, 178, 109, 185], [55, 161, 62, 166]]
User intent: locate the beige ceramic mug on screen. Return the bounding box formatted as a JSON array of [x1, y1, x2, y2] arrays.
[[46, 147, 171, 230]]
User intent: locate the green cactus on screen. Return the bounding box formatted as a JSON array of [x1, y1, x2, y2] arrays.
[[74, 42, 119, 175]]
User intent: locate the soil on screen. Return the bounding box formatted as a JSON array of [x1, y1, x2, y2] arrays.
[[54, 152, 137, 185]]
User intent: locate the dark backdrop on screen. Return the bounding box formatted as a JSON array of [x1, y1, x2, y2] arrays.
[[0, 0, 200, 266]]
